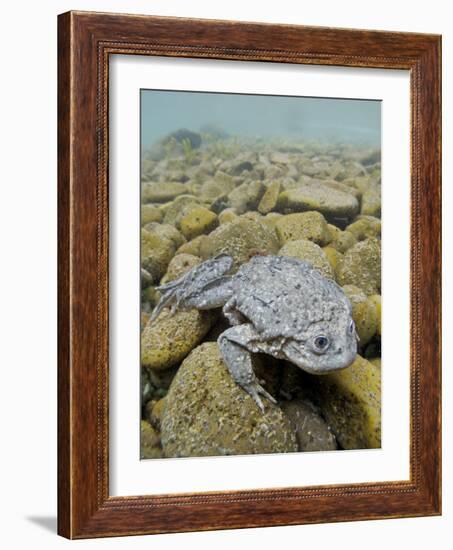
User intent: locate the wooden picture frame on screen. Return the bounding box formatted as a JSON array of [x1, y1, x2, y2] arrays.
[[57, 11, 441, 539]]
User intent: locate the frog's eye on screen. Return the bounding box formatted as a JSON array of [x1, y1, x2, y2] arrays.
[[313, 335, 330, 351], [348, 319, 355, 334]]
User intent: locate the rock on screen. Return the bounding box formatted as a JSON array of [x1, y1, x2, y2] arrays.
[[258, 181, 281, 214], [162, 195, 200, 225], [143, 222, 186, 249], [175, 234, 208, 257], [368, 294, 381, 336], [141, 204, 163, 225], [198, 173, 236, 200], [141, 229, 176, 283], [161, 343, 298, 457], [309, 355, 381, 449], [277, 183, 359, 222], [336, 238, 381, 295], [160, 253, 201, 284], [141, 309, 217, 370], [342, 285, 378, 346], [281, 399, 337, 452], [347, 216, 381, 240], [361, 187, 381, 217], [179, 205, 218, 240], [227, 181, 265, 214], [218, 208, 238, 224], [145, 398, 166, 431], [323, 246, 343, 272], [262, 212, 283, 229], [165, 128, 202, 149], [316, 178, 362, 203], [275, 212, 331, 246], [329, 229, 358, 253], [279, 239, 334, 280], [140, 420, 163, 459], [200, 217, 280, 269], [142, 182, 187, 203]]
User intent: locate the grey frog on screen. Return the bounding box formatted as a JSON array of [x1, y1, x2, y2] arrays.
[[151, 254, 358, 412]]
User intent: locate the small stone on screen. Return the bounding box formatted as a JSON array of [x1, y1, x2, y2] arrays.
[[141, 204, 163, 225], [140, 420, 163, 459], [141, 309, 217, 370], [218, 208, 238, 224], [179, 205, 218, 240], [160, 253, 201, 284], [342, 285, 378, 346], [258, 181, 281, 214], [162, 195, 200, 225], [275, 212, 332, 246], [142, 182, 187, 203], [175, 234, 208, 257], [368, 294, 382, 336], [336, 238, 381, 295], [361, 187, 381, 217], [227, 181, 265, 214], [142, 222, 186, 249], [141, 229, 176, 283], [347, 216, 381, 241], [323, 246, 343, 272], [329, 229, 358, 253], [281, 399, 338, 452], [279, 239, 334, 280]]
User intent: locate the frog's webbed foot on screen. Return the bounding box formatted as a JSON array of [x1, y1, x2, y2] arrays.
[[218, 324, 277, 413], [151, 254, 234, 322]]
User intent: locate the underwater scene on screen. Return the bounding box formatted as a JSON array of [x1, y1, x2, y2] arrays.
[[140, 90, 381, 459]]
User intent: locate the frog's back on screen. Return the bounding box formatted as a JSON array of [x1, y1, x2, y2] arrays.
[[234, 255, 349, 336]]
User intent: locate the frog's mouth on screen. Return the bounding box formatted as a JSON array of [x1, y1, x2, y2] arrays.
[[282, 340, 357, 374]]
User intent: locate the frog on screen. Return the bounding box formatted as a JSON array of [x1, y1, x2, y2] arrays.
[[151, 253, 358, 412]]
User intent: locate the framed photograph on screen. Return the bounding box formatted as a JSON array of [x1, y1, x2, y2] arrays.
[[58, 11, 441, 538]]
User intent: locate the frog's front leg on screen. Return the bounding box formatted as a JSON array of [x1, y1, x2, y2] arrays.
[[218, 324, 277, 413]]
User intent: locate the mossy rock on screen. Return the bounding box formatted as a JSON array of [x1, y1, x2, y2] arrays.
[[160, 343, 298, 457], [144, 398, 166, 431], [277, 183, 359, 222], [361, 187, 381, 217], [141, 229, 176, 283], [368, 294, 381, 336], [279, 239, 334, 280], [258, 181, 281, 214], [328, 229, 358, 253], [162, 195, 201, 225], [347, 216, 381, 241], [179, 205, 218, 240], [140, 420, 163, 459], [275, 211, 331, 246], [141, 309, 217, 370], [218, 208, 238, 224], [142, 222, 186, 249], [142, 182, 187, 203], [227, 180, 265, 214], [336, 238, 381, 295], [160, 253, 201, 284], [200, 217, 279, 269], [310, 355, 381, 449], [141, 204, 163, 225], [175, 234, 208, 257], [323, 246, 343, 272], [342, 285, 378, 346], [281, 399, 338, 452]]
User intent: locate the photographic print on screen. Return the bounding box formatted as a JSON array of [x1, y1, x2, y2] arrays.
[[140, 90, 382, 459]]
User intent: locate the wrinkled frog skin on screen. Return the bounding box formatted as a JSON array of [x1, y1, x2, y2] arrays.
[[151, 254, 358, 411]]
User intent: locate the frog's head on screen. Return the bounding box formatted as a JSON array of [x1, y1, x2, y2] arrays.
[[282, 309, 358, 374]]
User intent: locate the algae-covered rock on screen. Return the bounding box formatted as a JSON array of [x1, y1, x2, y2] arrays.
[[227, 180, 265, 214], [143, 222, 186, 249], [141, 204, 163, 225], [141, 229, 176, 283], [336, 238, 381, 295], [141, 309, 217, 370], [277, 183, 359, 221], [323, 246, 343, 272], [162, 195, 201, 225], [218, 208, 238, 224], [368, 294, 381, 336], [342, 285, 378, 346], [258, 181, 281, 214], [200, 217, 279, 269], [161, 343, 298, 457], [144, 398, 166, 431], [275, 211, 331, 246], [309, 355, 381, 449], [160, 253, 201, 284], [142, 181, 187, 203], [179, 205, 218, 240], [281, 399, 337, 452], [361, 187, 381, 217], [328, 230, 358, 253], [175, 234, 208, 257], [347, 216, 381, 241], [140, 420, 163, 459], [279, 239, 334, 280]]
